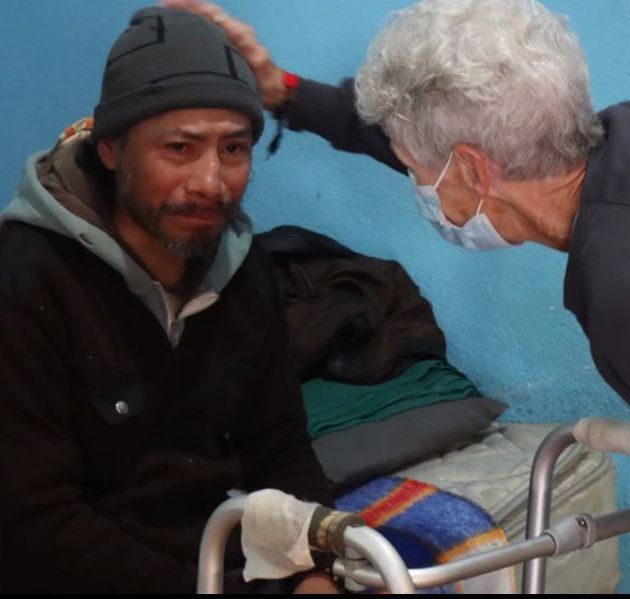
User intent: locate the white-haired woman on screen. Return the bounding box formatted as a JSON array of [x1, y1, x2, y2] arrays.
[[164, 0, 630, 409]]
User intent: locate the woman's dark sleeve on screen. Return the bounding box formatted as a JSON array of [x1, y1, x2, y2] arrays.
[[283, 77, 407, 174]]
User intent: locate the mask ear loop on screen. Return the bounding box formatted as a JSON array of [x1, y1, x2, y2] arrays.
[[433, 153, 455, 226], [475, 198, 485, 216], [434, 152, 454, 189]]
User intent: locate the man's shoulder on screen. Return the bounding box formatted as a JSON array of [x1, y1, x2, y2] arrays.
[[245, 236, 273, 265], [236, 237, 274, 278], [228, 237, 280, 307], [0, 222, 85, 296], [0, 221, 72, 263]]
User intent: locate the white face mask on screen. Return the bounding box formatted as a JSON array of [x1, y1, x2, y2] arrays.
[[410, 153, 512, 251]]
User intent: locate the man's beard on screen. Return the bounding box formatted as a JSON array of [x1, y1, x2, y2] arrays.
[[115, 167, 239, 258]]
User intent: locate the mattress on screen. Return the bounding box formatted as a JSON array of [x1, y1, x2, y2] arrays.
[[394, 422, 619, 594]]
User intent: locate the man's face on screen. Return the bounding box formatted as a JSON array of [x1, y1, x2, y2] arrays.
[[103, 108, 253, 258]]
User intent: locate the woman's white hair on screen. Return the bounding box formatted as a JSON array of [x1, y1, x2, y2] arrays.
[[355, 0, 603, 180]]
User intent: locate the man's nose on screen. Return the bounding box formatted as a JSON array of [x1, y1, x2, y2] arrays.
[[185, 152, 226, 199]]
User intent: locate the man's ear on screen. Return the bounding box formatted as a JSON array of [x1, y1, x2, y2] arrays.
[[452, 144, 492, 197], [96, 139, 119, 171]]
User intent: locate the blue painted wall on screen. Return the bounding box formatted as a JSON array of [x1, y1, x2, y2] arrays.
[[2, 0, 630, 591]]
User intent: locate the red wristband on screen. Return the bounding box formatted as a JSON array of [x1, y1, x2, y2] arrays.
[[283, 71, 300, 91]]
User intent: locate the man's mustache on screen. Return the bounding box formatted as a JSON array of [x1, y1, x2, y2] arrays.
[[158, 197, 239, 219]]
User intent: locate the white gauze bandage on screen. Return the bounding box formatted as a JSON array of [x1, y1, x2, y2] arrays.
[[241, 489, 318, 582]]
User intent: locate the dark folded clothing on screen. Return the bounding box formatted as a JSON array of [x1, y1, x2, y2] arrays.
[[257, 226, 446, 384], [303, 359, 480, 439], [311, 396, 507, 491]]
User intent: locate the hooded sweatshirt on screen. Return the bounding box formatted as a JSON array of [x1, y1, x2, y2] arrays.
[[0, 121, 331, 593]]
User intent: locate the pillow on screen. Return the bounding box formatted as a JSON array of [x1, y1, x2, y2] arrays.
[[311, 396, 507, 492]]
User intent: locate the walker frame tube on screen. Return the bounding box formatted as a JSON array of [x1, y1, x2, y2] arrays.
[[197, 495, 248, 594], [333, 533, 554, 589], [331, 507, 630, 591], [342, 526, 415, 593], [522, 423, 575, 593]]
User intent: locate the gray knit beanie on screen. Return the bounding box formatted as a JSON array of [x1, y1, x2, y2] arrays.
[[92, 6, 264, 142]]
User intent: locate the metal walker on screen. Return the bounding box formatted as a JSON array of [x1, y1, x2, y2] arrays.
[[197, 417, 630, 594]]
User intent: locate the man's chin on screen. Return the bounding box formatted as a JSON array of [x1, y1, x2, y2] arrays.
[[158, 232, 220, 259]]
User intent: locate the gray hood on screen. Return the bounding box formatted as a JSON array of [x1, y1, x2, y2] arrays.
[[2, 124, 253, 344]]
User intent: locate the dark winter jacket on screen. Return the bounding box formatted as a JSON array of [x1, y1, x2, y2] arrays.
[[257, 225, 446, 384]]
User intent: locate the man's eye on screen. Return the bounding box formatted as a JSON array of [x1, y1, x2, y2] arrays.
[[224, 142, 250, 155], [166, 142, 187, 152]]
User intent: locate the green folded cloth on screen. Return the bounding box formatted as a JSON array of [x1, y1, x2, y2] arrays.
[[302, 360, 480, 439]]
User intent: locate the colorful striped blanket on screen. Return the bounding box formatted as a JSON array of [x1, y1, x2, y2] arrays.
[[335, 476, 516, 594]]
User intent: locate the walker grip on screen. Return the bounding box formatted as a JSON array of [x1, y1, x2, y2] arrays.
[[307, 506, 365, 556]]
